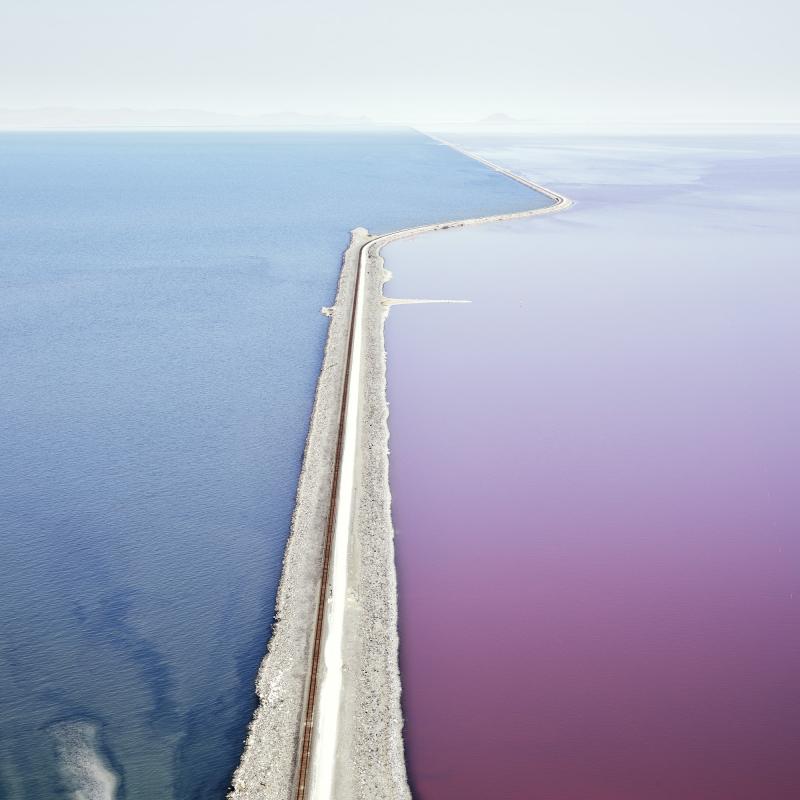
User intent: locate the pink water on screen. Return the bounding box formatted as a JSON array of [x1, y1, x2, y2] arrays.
[[385, 136, 800, 799]]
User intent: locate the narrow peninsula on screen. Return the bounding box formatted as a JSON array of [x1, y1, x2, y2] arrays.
[[229, 140, 572, 800]]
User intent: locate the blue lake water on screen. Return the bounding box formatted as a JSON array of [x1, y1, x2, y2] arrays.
[[0, 131, 543, 800]]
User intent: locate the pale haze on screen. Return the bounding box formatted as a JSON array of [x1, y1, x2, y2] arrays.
[[2, 0, 798, 124]]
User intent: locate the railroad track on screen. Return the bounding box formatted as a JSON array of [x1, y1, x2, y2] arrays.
[[295, 230, 367, 800], [292, 138, 573, 800]]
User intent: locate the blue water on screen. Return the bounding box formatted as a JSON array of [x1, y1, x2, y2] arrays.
[[0, 131, 544, 799]]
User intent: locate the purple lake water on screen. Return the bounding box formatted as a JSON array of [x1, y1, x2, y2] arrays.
[[385, 134, 800, 799]]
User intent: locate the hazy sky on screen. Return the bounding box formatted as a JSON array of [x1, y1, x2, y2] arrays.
[[2, 0, 798, 123]]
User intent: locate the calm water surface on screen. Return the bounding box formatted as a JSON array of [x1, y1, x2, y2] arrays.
[[386, 134, 800, 799], [0, 131, 540, 799]]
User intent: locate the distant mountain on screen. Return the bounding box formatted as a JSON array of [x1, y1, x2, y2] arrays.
[[0, 108, 376, 130]]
